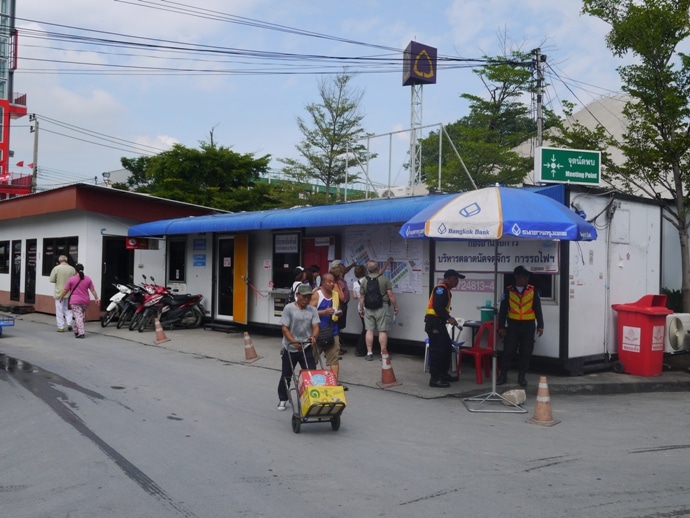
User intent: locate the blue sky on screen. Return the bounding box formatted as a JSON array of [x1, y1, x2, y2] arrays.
[[11, 0, 626, 191]]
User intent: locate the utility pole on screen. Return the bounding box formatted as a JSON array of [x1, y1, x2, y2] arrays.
[[532, 48, 546, 148], [29, 114, 38, 193]]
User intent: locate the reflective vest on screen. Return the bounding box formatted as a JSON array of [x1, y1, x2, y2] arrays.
[[507, 285, 536, 321], [425, 283, 451, 317]]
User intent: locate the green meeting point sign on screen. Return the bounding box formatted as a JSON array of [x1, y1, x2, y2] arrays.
[[535, 147, 601, 186]]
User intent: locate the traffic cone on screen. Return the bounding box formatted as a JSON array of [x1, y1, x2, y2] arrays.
[[525, 376, 560, 427], [376, 349, 402, 389], [154, 318, 170, 345], [242, 331, 262, 363]]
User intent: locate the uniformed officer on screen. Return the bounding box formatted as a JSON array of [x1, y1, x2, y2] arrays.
[[425, 269, 465, 388], [497, 265, 544, 387]]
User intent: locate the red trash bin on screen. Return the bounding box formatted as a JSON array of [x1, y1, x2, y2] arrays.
[[611, 294, 673, 376]]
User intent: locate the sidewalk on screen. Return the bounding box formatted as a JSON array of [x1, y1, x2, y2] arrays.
[[12, 312, 690, 399]]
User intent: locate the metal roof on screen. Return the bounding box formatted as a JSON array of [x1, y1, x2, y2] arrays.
[[127, 185, 565, 237]]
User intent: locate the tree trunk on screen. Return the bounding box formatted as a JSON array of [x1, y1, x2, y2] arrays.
[[680, 221, 690, 313]]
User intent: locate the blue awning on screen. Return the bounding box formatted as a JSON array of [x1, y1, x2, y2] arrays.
[[127, 185, 565, 237], [128, 194, 460, 237]]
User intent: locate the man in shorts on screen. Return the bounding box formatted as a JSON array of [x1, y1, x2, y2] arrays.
[[357, 260, 399, 361]]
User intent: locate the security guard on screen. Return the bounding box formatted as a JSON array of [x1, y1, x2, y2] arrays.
[[425, 269, 465, 388], [497, 265, 544, 387]]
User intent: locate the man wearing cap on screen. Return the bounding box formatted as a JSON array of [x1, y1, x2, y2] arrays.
[[424, 269, 465, 388], [497, 265, 544, 387], [276, 283, 320, 410]]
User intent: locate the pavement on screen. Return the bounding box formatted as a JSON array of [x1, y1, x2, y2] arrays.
[[6, 311, 690, 399]]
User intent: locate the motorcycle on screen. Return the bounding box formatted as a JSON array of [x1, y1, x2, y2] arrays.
[[116, 283, 146, 330], [133, 276, 205, 332], [101, 282, 132, 327], [128, 276, 163, 331]]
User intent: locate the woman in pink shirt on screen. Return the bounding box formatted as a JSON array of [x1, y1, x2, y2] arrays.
[[59, 263, 99, 338]]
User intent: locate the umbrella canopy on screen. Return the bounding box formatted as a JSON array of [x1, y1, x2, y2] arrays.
[[399, 186, 597, 242]]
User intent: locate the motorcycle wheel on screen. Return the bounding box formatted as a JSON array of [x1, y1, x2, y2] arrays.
[[101, 309, 117, 328], [116, 306, 134, 329], [138, 312, 154, 333], [129, 312, 142, 331], [180, 307, 204, 328]]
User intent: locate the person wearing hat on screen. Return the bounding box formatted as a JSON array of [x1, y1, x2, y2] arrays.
[[276, 283, 320, 410], [424, 269, 465, 388], [496, 265, 544, 387]]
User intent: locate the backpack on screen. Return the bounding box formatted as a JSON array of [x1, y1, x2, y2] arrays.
[[364, 276, 383, 309], [287, 282, 298, 304]]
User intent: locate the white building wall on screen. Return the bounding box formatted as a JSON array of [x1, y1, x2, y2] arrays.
[[566, 195, 662, 359]]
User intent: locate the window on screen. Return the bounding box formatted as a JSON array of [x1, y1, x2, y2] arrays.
[[273, 232, 301, 289], [42, 237, 78, 276], [0, 240, 8, 273], [502, 272, 555, 302], [168, 240, 186, 282]]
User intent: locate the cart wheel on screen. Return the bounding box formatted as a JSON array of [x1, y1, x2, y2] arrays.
[[291, 415, 301, 434], [330, 415, 341, 431], [612, 360, 625, 374]]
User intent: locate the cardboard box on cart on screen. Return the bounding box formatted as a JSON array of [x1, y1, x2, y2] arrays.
[[299, 386, 347, 417]]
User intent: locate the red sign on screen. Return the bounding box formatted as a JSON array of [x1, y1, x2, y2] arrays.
[[126, 238, 149, 250]]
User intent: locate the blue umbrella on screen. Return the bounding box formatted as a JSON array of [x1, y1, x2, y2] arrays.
[[399, 185, 597, 242], [399, 185, 598, 412]]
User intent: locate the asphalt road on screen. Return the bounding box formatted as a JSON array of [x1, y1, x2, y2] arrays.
[[2, 319, 690, 518]]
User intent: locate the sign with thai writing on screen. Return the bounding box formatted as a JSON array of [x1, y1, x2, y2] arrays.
[[274, 233, 299, 254], [535, 146, 601, 186], [435, 239, 560, 273]]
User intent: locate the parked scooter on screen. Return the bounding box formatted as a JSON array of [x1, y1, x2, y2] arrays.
[[101, 282, 132, 327]]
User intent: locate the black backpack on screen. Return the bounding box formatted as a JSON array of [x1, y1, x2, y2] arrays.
[[364, 276, 384, 309]]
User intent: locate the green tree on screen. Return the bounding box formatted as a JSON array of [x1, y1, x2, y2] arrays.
[[420, 49, 556, 192], [121, 138, 273, 211], [555, 0, 690, 311], [280, 73, 372, 204]]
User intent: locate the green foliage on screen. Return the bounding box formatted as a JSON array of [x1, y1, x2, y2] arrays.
[[120, 140, 272, 210], [661, 287, 683, 312], [559, 0, 690, 312], [419, 49, 552, 192], [280, 73, 374, 204]]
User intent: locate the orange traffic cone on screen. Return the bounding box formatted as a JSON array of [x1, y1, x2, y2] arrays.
[[376, 349, 402, 389], [526, 376, 560, 427], [242, 331, 262, 363], [154, 318, 170, 345]]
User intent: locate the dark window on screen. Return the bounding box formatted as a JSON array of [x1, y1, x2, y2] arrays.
[[0, 240, 9, 273], [502, 272, 554, 300], [273, 233, 301, 289], [168, 240, 186, 282], [42, 237, 78, 276]]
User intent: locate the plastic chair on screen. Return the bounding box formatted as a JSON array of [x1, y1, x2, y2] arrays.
[[458, 321, 495, 384], [423, 326, 465, 372]]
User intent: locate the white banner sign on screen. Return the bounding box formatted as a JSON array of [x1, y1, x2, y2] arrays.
[[435, 239, 560, 273]]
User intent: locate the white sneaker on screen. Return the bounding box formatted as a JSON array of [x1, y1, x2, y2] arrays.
[[276, 400, 288, 411]]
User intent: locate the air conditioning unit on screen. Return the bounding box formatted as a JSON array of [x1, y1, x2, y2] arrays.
[[664, 313, 690, 354]]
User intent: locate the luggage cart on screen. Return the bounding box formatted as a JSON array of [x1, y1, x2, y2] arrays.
[[0, 314, 15, 336], [284, 341, 346, 434]]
